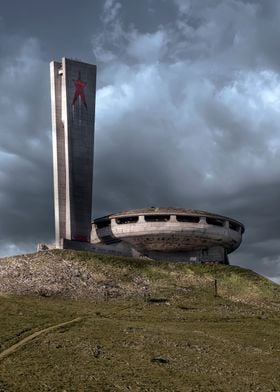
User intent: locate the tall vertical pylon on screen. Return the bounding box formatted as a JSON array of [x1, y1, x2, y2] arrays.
[[50, 58, 96, 247]]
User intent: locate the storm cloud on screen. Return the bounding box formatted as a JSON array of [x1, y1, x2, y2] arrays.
[[0, 0, 280, 282]]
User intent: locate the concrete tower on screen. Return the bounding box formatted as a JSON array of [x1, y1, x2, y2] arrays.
[[50, 58, 96, 248]]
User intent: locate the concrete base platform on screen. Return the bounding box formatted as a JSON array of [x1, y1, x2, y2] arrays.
[[38, 239, 144, 259], [37, 239, 229, 264]]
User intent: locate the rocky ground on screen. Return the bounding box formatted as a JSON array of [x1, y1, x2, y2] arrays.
[[0, 250, 151, 299]]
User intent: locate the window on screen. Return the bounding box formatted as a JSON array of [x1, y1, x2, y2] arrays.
[[95, 219, 111, 229], [206, 217, 224, 227], [116, 216, 139, 224], [144, 215, 170, 222], [176, 215, 200, 223], [229, 222, 240, 232]]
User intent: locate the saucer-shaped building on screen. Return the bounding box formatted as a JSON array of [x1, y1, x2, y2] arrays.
[[91, 207, 244, 264]]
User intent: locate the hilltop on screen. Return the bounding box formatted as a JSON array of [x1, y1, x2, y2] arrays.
[[0, 250, 280, 391], [0, 250, 279, 307]]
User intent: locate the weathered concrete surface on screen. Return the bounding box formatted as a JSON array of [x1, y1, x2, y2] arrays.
[[92, 207, 244, 263], [50, 58, 96, 246], [50, 61, 66, 246], [60, 239, 143, 258]]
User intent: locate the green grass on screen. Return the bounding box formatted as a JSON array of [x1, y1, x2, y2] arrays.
[[0, 250, 280, 391]]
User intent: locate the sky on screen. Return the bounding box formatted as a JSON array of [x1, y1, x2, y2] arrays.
[[0, 0, 280, 283]]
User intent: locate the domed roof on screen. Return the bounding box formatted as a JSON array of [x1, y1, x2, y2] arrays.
[[110, 207, 222, 218]]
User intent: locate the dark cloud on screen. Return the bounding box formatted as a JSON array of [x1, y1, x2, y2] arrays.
[[0, 38, 53, 256], [0, 0, 279, 283]]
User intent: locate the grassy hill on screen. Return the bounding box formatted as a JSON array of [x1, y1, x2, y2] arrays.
[[0, 250, 279, 392]]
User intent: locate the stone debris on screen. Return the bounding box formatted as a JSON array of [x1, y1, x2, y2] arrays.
[[93, 345, 103, 358], [151, 356, 170, 364], [0, 251, 151, 299]]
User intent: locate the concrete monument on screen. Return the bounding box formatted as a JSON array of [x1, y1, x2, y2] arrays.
[[50, 58, 96, 248], [48, 57, 244, 263]]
